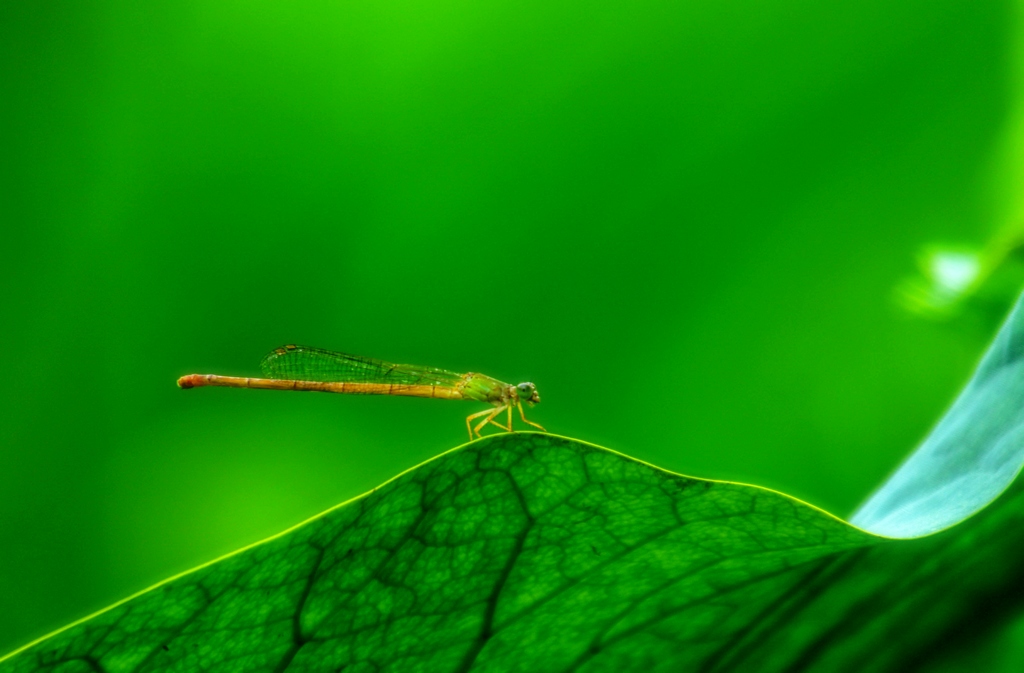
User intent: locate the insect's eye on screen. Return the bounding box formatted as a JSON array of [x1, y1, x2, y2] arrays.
[[518, 383, 532, 392]]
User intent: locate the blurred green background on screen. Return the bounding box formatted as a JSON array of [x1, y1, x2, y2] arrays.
[[3, 0, 1023, 660]]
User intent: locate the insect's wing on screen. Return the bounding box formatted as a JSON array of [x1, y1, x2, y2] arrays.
[[260, 345, 465, 386]]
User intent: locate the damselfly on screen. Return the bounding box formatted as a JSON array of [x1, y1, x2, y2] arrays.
[[178, 345, 545, 440]]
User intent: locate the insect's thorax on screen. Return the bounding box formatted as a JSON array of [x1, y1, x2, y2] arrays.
[[456, 372, 510, 403]]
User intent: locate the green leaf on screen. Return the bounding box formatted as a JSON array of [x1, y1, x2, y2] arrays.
[[7, 301, 1024, 672]]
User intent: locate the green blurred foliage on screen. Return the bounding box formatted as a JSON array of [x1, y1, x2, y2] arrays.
[[0, 0, 1018, 659]]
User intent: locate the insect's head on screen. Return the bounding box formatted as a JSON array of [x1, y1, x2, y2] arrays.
[[516, 382, 541, 406]]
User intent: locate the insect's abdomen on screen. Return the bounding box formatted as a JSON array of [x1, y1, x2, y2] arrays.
[[177, 374, 464, 399]]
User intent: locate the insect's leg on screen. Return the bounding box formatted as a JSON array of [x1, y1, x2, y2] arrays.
[[516, 401, 546, 432], [474, 405, 507, 437], [486, 403, 513, 432], [466, 407, 496, 440]]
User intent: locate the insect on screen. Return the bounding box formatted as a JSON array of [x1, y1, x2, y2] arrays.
[[177, 345, 545, 440]]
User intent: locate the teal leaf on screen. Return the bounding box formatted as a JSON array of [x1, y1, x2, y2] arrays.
[[852, 297, 1024, 537]]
